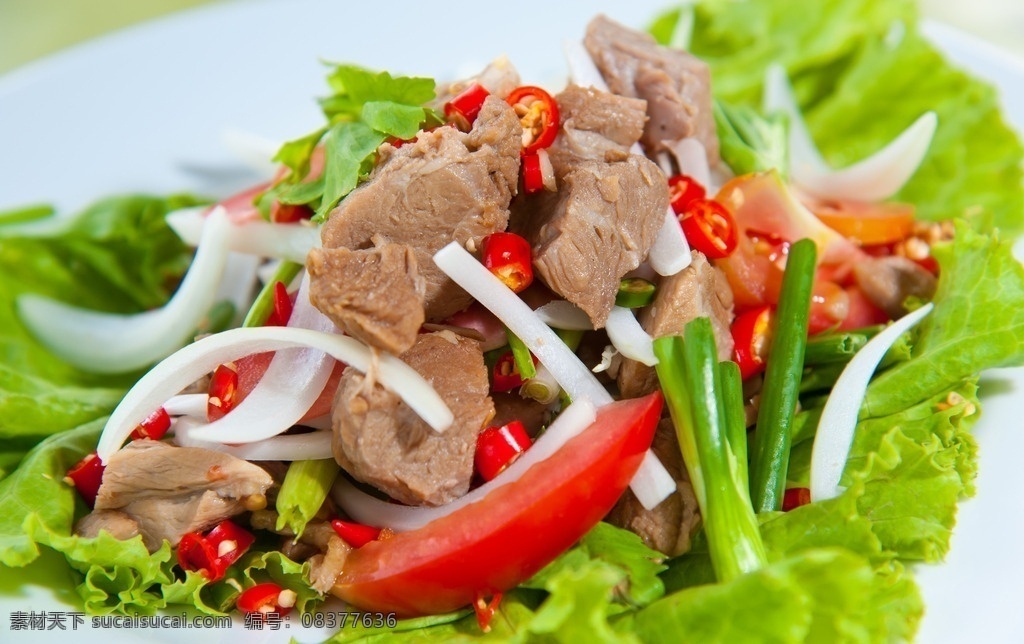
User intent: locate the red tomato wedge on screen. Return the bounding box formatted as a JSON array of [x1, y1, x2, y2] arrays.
[[805, 197, 915, 246], [330, 392, 663, 617]]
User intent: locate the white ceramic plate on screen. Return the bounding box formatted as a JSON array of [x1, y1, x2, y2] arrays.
[[1, 1, 1022, 642]]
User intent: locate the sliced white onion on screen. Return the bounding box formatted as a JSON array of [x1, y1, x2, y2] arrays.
[[217, 252, 261, 325], [763, 64, 937, 202], [333, 398, 597, 531], [183, 273, 335, 444], [166, 207, 320, 263], [667, 138, 712, 190], [96, 326, 453, 462], [434, 242, 612, 406], [534, 301, 594, 331], [649, 209, 693, 276], [630, 450, 679, 510], [433, 242, 673, 509], [163, 394, 208, 418], [606, 307, 658, 367], [564, 39, 610, 91], [220, 128, 281, 177], [173, 417, 334, 461], [537, 148, 557, 192], [17, 206, 233, 374], [809, 303, 934, 502]]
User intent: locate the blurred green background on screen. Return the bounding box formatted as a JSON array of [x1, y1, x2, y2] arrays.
[[0, 0, 1022, 75]]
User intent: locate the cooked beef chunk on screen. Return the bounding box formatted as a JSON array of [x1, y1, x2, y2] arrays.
[[88, 440, 273, 551], [310, 535, 352, 593], [74, 510, 140, 541], [854, 256, 937, 319], [332, 331, 495, 506], [316, 96, 520, 324], [490, 391, 552, 437], [618, 251, 734, 398], [605, 419, 700, 556], [307, 244, 426, 355], [547, 84, 647, 171], [584, 15, 720, 166], [511, 155, 668, 326]]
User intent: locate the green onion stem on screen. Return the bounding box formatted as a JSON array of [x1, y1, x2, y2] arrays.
[[505, 326, 537, 380], [803, 332, 868, 366], [655, 320, 766, 583], [242, 260, 303, 328], [275, 458, 340, 538], [750, 238, 816, 513], [718, 360, 749, 492], [799, 364, 847, 394]]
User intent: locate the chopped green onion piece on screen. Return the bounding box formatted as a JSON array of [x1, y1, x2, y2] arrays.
[[615, 278, 657, 309], [750, 238, 816, 513], [275, 458, 340, 538], [242, 261, 303, 328], [803, 332, 868, 366], [505, 326, 537, 380], [718, 360, 749, 491]]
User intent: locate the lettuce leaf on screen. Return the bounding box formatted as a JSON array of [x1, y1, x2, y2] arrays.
[[0, 195, 202, 450]]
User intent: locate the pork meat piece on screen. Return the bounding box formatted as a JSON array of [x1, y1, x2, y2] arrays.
[[332, 331, 495, 506], [88, 440, 273, 551], [618, 251, 734, 398], [511, 155, 668, 327], [605, 418, 701, 556], [585, 15, 720, 166], [318, 96, 520, 322], [547, 84, 647, 171], [307, 244, 426, 355]]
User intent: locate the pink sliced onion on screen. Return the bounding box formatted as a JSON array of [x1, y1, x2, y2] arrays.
[[173, 417, 334, 461], [183, 273, 335, 444], [433, 242, 674, 510], [16, 206, 233, 374], [333, 398, 597, 531], [166, 206, 320, 263], [96, 326, 453, 462], [809, 303, 934, 502], [764, 64, 937, 202], [666, 138, 712, 190], [606, 307, 658, 367]]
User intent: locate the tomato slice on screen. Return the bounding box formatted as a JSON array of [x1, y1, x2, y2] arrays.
[[331, 393, 663, 617], [209, 354, 345, 423], [808, 198, 915, 246]]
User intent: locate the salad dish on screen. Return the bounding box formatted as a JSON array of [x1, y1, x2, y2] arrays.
[[2, 1, 1024, 641]]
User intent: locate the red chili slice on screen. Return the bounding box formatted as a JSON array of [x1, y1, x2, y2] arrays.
[[782, 487, 811, 511], [237, 582, 293, 617], [207, 363, 240, 421], [444, 83, 490, 131], [474, 421, 532, 482], [668, 174, 707, 215], [177, 519, 255, 581], [481, 232, 534, 293], [65, 452, 105, 508], [129, 407, 171, 441], [521, 153, 545, 194], [679, 198, 738, 259], [491, 351, 533, 393], [506, 85, 560, 156], [331, 519, 382, 548], [264, 281, 293, 327], [270, 202, 313, 224], [732, 305, 774, 380], [473, 591, 503, 633]]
